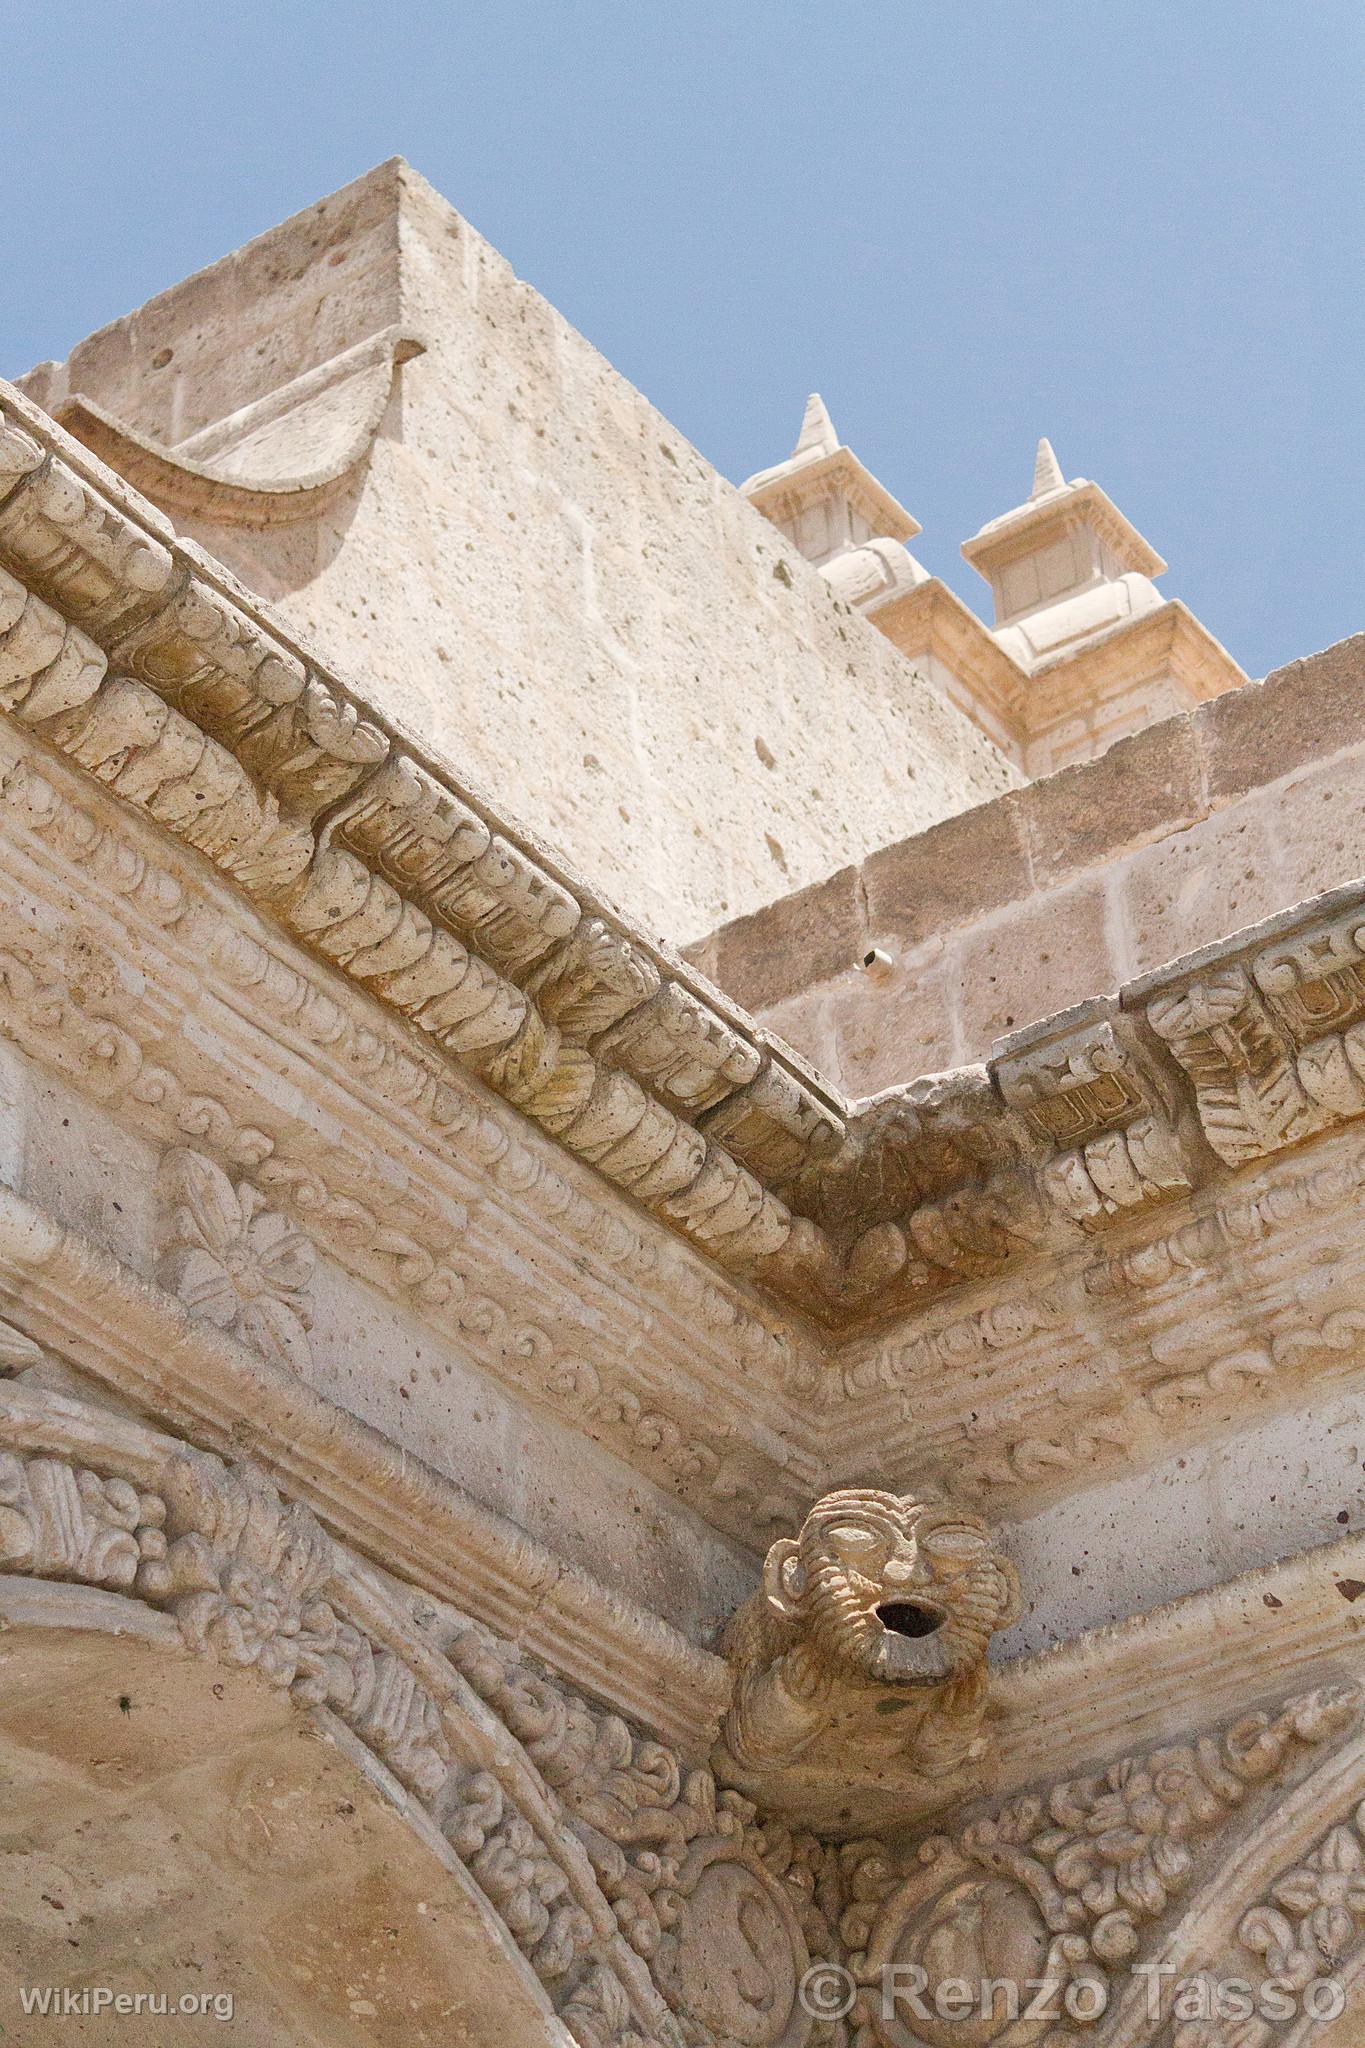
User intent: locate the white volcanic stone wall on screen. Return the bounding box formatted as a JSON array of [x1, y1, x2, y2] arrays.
[[20, 159, 1017, 944]]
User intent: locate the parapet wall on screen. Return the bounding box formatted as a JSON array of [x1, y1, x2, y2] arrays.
[[20, 159, 1018, 945], [691, 634, 1365, 1093]]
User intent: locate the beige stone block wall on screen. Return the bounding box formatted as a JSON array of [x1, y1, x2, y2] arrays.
[[21, 160, 1017, 945], [693, 634, 1365, 1092]]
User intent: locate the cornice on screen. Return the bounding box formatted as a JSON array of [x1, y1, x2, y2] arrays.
[[992, 1534, 1365, 1803], [743, 443, 920, 545], [2, 375, 1365, 1526], [13, 713, 1365, 1545], [868, 575, 1029, 728], [0, 379, 864, 1317], [0, 722, 823, 1538], [1027, 596, 1249, 719], [962, 477, 1166, 581]]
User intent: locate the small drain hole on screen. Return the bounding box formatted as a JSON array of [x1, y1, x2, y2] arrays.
[[875, 1601, 944, 1639]]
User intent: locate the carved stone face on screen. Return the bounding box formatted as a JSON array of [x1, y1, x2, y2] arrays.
[[762, 1489, 1020, 1688]]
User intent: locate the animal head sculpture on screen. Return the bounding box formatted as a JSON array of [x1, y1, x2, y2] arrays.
[[721, 1487, 1020, 1780]]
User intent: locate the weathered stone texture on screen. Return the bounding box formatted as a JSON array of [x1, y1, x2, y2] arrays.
[[5, 161, 1365, 2048], [22, 160, 1017, 946], [716, 634, 1365, 1093]]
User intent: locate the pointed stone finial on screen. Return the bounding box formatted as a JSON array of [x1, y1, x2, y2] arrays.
[[1031, 437, 1065, 499], [794, 392, 839, 460]]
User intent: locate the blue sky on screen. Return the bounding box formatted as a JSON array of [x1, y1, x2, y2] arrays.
[[3, 3, 1359, 676]]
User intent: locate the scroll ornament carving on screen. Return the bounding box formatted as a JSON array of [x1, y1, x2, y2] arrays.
[[445, 1618, 843, 2046], [1174, 1807, 1365, 2048], [720, 1487, 1020, 1782], [838, 1685, 1360, 2048], [0, 1449, 167, 1591], [157, 1145, 315, 1371]]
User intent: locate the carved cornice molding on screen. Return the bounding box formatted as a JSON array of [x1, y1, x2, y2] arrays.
[[3, 378, 1365, 1538], [16, 700, 1365, 1540], [0, 381, 852, 1311], [833, 1116, 1365, 1509], [0, 722, 821, 1536], [0, 376, 1361, 1356]]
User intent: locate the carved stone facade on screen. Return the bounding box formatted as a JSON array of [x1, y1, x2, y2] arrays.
[[0, 162, 1362, 2044]]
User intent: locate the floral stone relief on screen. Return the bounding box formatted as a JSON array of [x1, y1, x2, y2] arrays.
[[157, 1145, 315, 1371]]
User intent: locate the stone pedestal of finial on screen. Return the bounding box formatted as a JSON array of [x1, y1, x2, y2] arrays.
[[741, 395, 931, 611], [961, 437, 1246, 773], [742, 408, 1247, 779]]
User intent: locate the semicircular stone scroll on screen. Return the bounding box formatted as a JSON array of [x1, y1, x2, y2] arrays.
[[51, 325, 426, 528]]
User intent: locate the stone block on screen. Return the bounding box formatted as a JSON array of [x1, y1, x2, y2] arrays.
[[708, 863, 864, 1014], [953, 880, 1115, 1059], [862, 791, 1033, 950], [1118, 801, 1287, 977], [757, 988, 841, 1087], [831, 944, 959, 1096], [1196, 633, 1365, 803], [1262, 746, 1365, 906], [1023, 716, 1204, 886]]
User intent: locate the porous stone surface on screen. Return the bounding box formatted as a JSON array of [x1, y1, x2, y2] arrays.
[[700, 635, 1365, 1091], [3, 163, 1365, 2048], [21, 159, 1018, 945]]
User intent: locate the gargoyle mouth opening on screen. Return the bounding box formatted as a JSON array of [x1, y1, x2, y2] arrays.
[[875, 1600, 945, 1639]]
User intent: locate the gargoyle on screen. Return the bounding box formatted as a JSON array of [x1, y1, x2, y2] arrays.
[[719, 1487, 1020, 1780]]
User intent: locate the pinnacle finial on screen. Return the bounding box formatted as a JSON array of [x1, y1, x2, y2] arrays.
[[1031, 437, 1065, 499], [794, 392, 838, 459]]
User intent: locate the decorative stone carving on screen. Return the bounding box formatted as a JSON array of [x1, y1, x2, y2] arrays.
[[719, 1487, 1020, 1782], [1240, 1813, 1365, 2002], [0, 1395, 621, 2031], [997, 1007, 1193, 1229], [0, 1384, 827, 2048], [444, 1614, 837, 2036], [0, 760, 815, 1540], [843, 1684, 1360, 2048], [0, 1449, 166, 1589], [157, 1145, 315, 1371], [654, 1840, 811, 2048], [1144, 968, 1320, 1168]]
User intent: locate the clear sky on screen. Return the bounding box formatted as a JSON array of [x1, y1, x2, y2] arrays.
[[3, 3, 1359, 676]]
